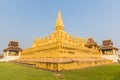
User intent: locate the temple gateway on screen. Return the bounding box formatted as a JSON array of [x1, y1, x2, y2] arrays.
[[15, 10, 113, 71]]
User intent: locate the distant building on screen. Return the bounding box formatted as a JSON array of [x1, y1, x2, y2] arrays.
[[0, 41, 22, 62], [99, 40, 119, 63]]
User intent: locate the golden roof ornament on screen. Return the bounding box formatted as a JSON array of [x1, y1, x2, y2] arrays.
[[55, 9, 64, 30]]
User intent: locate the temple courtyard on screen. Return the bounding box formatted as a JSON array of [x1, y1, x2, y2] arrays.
[[0, 62, 120, 80]]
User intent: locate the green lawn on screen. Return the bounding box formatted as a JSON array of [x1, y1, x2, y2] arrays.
[[62, 64, 120, 80], [0, 63, 57, 80], [0, 63, 120, 80]]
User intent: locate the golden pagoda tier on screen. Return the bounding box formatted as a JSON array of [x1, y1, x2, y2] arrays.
[[15, 10, 112, 71]]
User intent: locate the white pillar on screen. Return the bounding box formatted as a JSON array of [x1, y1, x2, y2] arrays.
[[92, 46, 94, 49], [6, 51, 9, 57], [100, 50, 103, 56], [18, 51, 21, 58], [3, 52, 6, 57], [113, 49, 116, 55]]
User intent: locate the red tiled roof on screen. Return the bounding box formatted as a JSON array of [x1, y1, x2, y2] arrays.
[[3, 47, 22, 52], [85, 38, 98, 47], [100, 46, 118, 50], [102, 40, 113, 46]]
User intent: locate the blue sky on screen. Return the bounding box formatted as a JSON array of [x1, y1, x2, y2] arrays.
[[0, 0, 120, 53]]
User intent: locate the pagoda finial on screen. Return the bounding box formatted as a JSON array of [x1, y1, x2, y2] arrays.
[[88, 34, 92, 38], [55, 9, 64, 30]]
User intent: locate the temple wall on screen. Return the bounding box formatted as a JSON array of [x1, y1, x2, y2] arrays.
[[27, 60, 113, 71]]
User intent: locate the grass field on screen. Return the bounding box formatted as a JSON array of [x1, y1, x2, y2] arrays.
[[0, 63, 120, 80], [62, 64, 120, 80], [0, 63, 57, 80]]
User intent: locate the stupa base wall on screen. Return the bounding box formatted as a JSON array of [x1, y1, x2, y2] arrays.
[[14, 58, 113, 71]]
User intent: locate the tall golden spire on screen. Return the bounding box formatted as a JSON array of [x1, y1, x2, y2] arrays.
[[55, 9, 64, 30]]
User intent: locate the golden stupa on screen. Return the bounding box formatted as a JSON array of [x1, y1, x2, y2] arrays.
[[15, 10, 112, 71]]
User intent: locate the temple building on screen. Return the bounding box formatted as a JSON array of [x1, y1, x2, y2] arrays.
[[100, 40, 119, 63], [15, 10, 112, 71], [85, 37, 98, 50], [0, 41, 22, 62]]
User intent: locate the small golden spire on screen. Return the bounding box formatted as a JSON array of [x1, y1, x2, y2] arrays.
[[55, 9, 64, 30]]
